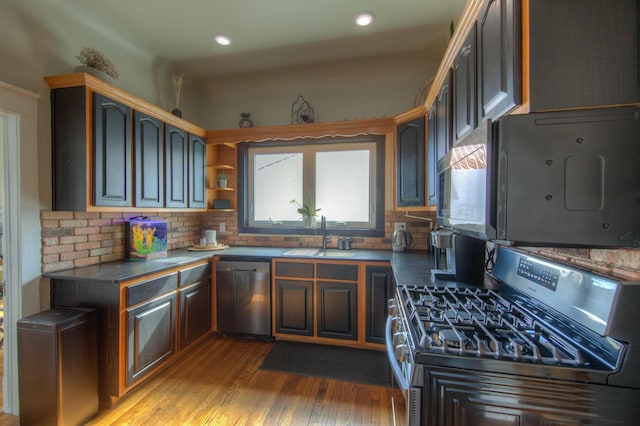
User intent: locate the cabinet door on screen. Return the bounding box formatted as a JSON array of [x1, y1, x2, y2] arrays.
[[188, 134, 207, 208], [435, 71, 453, 161], [365, 265, 393, 344], [477, 0, 521, 122], [133, 111, 164, 208], [275, 279, 313, 336], [164, 124, 187, 208], [426, 107, 437, 207], [93, 93, 132, 207], [396, 116, 426, 207], [453, 23, 477, 143], [424, 366, 635, 425], [529, 0, 639, 110], [126, 292, 176, 386], [179, 280, 211, 350], [316, 281, 357, 340]]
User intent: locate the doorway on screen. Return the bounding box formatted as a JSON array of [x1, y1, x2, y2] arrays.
[[0, 81, 42, 416], [0, 115, 5, 408]]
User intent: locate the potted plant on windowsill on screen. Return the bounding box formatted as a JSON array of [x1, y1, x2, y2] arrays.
[[217, 171, 229, 188], [291, 198, 321, 228]]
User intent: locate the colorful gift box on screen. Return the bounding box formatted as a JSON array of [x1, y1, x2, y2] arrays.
[[125, 217, 168, 260]]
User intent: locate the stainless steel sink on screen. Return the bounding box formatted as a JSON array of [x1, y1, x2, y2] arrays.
[[282, 248, 321, 256], [315, 249, 356, 257]]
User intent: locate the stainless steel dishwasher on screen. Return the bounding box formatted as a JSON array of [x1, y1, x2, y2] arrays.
[[216, 257, 272, 338]]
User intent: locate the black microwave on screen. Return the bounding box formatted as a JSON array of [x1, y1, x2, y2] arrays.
[[436, 106, 640, 248]]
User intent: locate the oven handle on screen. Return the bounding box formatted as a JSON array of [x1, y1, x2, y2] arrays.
[[385, 315, 410, 392]]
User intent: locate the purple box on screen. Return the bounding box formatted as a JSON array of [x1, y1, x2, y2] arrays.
[[125, 217, 168, 260]]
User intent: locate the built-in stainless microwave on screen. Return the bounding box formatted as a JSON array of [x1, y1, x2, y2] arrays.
[[436, 106, 640, 248]]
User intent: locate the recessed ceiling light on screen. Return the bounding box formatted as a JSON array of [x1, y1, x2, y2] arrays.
[[354, 11, 375, 27], [214, 34, 232, 46]]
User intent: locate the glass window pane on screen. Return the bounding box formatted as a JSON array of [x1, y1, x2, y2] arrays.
[[253, 153, 302, 221], [316, 150, 370, 222]]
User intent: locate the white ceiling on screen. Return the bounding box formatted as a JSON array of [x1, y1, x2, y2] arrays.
[[11, 0, 467, 77]]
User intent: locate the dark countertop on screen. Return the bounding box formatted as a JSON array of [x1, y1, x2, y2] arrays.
[[44, 246, 397, 283], [44, 245, 493, 289]]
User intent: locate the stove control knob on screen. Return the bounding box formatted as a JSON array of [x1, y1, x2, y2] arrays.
[[390, 317, 401, 332], [387, 299, 397, 312], [392, 332, 406, 346], [388, 303, 398, 316], [395, 344, 408, 362]]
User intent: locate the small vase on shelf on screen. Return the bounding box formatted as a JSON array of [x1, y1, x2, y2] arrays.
[[171, 108, 182, 118]]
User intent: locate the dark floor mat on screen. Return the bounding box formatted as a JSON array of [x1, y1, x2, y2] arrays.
[[259, 341, 391, 387]]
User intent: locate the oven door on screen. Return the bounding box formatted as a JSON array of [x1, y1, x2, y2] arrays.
[[386, 315, 421, 426]]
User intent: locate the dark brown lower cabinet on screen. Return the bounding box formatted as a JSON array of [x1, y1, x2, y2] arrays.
[[126, 292, 176, 386], [275, 279, 313, 336], [365, 265, 393, 344], [316, 281, 357, 340], [179, 280, 211, 349], [424, 366, 639, 425], [50, 259, 212, 407], [273, 260, 389, 346]]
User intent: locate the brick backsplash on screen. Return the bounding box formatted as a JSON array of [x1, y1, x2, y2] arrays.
[[41, 210, 639, 280], [41, 210, 205, 273], [202, 210, 435, 251]]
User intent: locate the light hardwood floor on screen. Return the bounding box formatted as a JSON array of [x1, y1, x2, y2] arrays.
[[2, 334, 403, 425]]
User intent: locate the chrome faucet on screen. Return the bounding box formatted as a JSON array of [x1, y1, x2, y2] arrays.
[[320, 215, 331, 252]]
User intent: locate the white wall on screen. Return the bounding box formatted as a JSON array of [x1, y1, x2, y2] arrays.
[[0, 0, 201, 210], [197, 47, 443, 129]]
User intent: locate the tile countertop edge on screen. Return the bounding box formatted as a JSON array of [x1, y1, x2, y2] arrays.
[[43, 247, 403, 283]]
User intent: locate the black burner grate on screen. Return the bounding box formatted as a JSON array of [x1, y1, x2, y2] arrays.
[[403, 286, 585, 366]]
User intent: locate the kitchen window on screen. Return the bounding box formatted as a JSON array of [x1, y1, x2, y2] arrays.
[[238, 137, 384, 236]]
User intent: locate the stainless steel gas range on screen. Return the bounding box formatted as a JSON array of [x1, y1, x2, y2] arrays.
[[386, 246, 640, 426]]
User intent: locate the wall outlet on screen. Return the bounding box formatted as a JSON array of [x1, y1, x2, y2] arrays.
[[219, 222, 225, 233], [394, 222, 406, 232]]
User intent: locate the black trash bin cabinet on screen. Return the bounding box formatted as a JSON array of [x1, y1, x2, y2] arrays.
[[18, 307, 98, 426]]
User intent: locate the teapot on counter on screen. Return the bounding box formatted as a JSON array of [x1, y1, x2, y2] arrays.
[[392, 227, 413, 252]]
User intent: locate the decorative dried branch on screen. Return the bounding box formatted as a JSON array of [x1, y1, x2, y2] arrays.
[[172, 73, 184, 109], [76, 46, 120, 79]]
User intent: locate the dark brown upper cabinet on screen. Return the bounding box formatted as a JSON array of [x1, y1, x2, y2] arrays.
[[46, 73, 208, 212], [164, 124, 188, 208], [528, 0, 640, 111], [435, 70, 453, 161], [476, 0, 521, 123], [133, 111, 164, 208], [426, 107, 437, 207], [93, 93, 132, 207], [188, 134, 207, 209], [396, 116, 426, 207], [453, 23, 478, 143]]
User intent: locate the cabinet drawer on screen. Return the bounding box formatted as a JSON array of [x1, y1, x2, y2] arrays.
[[316, 263, 357, 281], [275, 262, 314, 279], [126, 272, 178, 307], [179, 262, 211, 287]]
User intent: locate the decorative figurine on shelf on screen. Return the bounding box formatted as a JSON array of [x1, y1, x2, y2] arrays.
[[291, 95, 315, 124], [239, 112, 254, 128], [171, 73, 184, 117]]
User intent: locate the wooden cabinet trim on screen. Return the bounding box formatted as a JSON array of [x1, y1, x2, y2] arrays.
[[45, 72, 206, 136], [206, 117, 394, 145]]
